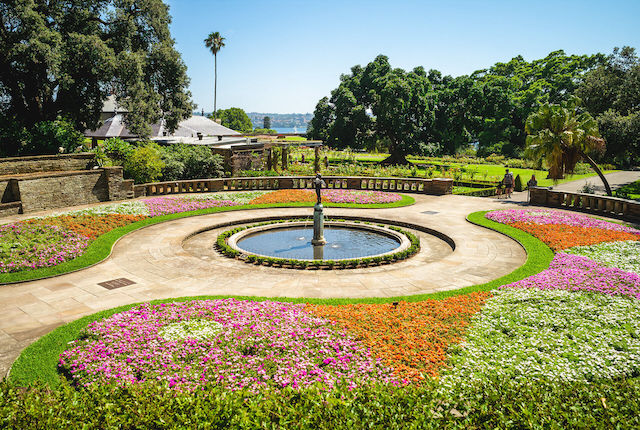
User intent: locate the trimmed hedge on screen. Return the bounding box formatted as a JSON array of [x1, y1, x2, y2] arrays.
[[2, 371, 639, 428]]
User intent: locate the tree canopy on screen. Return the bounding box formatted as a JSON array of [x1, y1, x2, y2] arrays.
[[308, 50, 608, 163], [215, 107, 253, 133], [577, 47, 640, 166], [0, 0, 193, 155]]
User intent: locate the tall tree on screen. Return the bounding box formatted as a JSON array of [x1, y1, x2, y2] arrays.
[[373, 66, 435, 164], [263, 116, 271, 129], [216, 107, 252, 133], [0, 0, 193, 148], [525, 98, 611, 195], [204, 31, 225, 121]]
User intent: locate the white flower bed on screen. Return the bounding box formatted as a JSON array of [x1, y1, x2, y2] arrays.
[[565, 240, 640, 275], [185, 191, 269, 204], [440, 289, 640, 389], [159, 319, 224, 341], [39, 201, 150, 218]]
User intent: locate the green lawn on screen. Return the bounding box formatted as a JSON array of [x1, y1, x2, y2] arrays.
[[615, 179, 640, 200], [288, 148, 617, 186]]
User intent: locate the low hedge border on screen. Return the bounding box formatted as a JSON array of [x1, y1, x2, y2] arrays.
[[453, 187, 497, 197], [9, 210, 553, 387], [0, 194, 415, 285], [215, 219, 420, 270]]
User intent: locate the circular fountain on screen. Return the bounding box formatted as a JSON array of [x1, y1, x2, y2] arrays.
[[227, 220, 410, 261]]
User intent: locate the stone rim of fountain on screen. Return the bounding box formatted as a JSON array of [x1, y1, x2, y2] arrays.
[[227, 220, 412, 262]]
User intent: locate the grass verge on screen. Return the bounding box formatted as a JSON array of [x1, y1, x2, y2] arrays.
[[9, 210, 552, 387], [0, 195, 414, 284]]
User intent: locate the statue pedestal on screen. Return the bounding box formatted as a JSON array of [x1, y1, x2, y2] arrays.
[[311, 203, 326, 245]]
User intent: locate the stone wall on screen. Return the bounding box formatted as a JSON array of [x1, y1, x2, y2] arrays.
[[18, 171, 109, 213], [0, 153, 96, 176], [0, 153, 135, 215]]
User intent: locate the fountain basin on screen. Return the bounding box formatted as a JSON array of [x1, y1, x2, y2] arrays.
[[227, 221, 411, 261]]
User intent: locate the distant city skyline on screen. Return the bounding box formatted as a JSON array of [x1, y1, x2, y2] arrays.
[[167, 0, 640, 114]]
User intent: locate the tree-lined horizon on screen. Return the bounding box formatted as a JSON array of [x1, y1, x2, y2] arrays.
[[308, 47, 640, 166]]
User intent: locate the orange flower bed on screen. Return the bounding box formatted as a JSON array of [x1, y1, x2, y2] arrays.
[[28, 214, 147, 240], [249, 189, 315, 204], [308, 292, 490, 383], [511, 222, 640, 252]]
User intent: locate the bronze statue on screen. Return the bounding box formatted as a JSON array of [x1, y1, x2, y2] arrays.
[[314, 173, 326, 204]]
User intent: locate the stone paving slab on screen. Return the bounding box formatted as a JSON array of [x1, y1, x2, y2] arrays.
[[0, 194, 531, 378]]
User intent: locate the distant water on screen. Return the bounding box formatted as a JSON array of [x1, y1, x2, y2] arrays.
[[272, 126, 307, 134]]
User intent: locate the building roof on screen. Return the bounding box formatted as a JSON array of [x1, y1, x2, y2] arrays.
[[85, 115, 240, 139], [170, 115, 241, 137]]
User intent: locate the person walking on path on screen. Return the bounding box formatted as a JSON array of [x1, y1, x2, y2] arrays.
[[503, 169, 514, 198]]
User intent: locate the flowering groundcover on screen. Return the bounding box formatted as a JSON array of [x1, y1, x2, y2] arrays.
[[308, 292, 490, 383], [59, 299, 400, 391], [248, 189, 403, 205], [0, 224, 89, 273], [440, 288, 640, 389]]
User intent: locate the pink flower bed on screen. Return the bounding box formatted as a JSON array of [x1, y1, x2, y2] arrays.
[[322, 189, 402, 204], [144, 197, 239, 216], [486, 209, 640, 235], [501, 253, 640, 299], [0, 224, 89, 273], [59, 299, 399, 391]]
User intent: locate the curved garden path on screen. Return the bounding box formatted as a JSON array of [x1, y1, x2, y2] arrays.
[[0, 194, 528, 377]]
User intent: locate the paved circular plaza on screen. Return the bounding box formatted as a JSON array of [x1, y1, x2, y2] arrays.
[[0, 194, 527, 376]]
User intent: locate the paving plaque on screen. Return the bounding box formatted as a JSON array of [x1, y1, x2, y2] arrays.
[[98, 278, 136, 290]]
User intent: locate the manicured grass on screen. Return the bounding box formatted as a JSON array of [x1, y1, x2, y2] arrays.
[[615, 178, 640, 200], [9, 210, 552, 387], [0, 195, 414, 284]]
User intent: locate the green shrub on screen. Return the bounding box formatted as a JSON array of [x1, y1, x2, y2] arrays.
[[19, 117, 85, 155], [160, 144, 224, 181], [514, 174, 523, 192], [102, 138, 134, 164], [123, 143, 164, 184]]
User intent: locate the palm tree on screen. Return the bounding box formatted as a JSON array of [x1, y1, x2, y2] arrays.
[[525, 97, 612, 196], [204, 32, 226, 121]]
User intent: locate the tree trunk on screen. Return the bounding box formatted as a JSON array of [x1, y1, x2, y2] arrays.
[[380, 152, 409, 165], [380, 142, 409, 165], [580, 151, 612, 196], [214, 53, 217, 121]]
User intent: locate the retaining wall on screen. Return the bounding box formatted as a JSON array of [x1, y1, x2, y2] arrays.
[[0, 153, 96, 175]]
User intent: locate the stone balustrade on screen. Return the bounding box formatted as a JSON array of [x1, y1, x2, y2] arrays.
[[529, 187, 640, 223], [133, 176, 454, 198]]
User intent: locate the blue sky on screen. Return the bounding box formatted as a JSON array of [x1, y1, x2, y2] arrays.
[[166, 0, 640, 114]]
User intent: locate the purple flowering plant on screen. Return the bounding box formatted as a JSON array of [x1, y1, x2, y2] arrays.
[[59, 299, 400, 391], [143, 197, 239, 217], [501, 253, 640, 299], [322, 189, 402, 204], [486, 209, 640, 235]]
